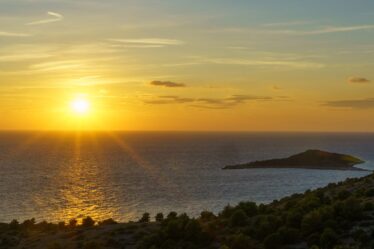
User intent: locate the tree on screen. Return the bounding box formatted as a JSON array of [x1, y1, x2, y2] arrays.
[[98, 218, 117, 226], [185, 219, 202, 242], [69, 219, 77, 228], [200, 211, 215, 221], [9, 219, 19, 230], [230, 210, 248, 227], [238, 202, 258, 217], [320, 228, 338, 249], [58, 221, 65, 230], [82, 216, 95, 227], [139, 213, 150, 223], [264, 233, 282, 249], [167, 211, 178, 220], [155, 213, 164, 222], [227, 234, 257, 249]]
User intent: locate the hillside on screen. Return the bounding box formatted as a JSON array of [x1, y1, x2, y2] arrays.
[[2, 173, 374, 249]]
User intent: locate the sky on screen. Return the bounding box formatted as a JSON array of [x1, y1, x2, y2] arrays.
[[0, 0, 374, 131]]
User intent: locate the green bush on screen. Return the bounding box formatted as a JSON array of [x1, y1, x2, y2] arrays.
[[264, 233, 282, 249], [230, 210, 248, 227], [320, 228, 338, 248], [227, 234, 257, 249]]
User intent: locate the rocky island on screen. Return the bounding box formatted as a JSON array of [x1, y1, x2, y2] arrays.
[[223, 149, 366, 171]]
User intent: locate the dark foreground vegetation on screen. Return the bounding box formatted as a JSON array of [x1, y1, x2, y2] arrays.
[[2, 174, 374, 249]]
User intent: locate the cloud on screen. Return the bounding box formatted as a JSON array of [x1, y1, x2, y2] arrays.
[[324, 98, 374, 109], [272, 85, 283, 90], [143, 94, 272, 109], [263, 21, 314, 27], [348, 77, 370, 84], [0, 31, 31, 37], [0, 53, 51, 62], [26, 11, 64, 25], [150, 80, 186, 88], [266, 25, 374, 35], [195, 95, 272, 109], [143, 96, 194, 104], [107, 38, 184, 48], [30, 60, 83, 71], [202, 58, 324, 69], [216, 24, 374, 36]]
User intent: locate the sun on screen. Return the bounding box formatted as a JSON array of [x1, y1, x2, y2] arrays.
[[70, 98, 90, 115]]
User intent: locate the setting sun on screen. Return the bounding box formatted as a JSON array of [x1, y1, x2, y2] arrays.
[[71, 98, 90, 115]]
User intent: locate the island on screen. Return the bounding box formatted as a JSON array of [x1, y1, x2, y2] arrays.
[[223, 149, 367, 171]]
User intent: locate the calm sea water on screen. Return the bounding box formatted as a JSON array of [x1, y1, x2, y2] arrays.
[[0, 132, 373, 223]]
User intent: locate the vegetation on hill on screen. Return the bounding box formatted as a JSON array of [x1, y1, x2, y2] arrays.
[[224, 150, 366, 170], [2, 173, 374, 249]]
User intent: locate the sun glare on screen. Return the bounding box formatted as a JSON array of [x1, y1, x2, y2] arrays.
[[71, 98, 90, 115]]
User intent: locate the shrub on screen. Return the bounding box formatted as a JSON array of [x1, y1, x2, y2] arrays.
[[365, 188, 374, 197], [83, 241, 101, 249], [166, 211, 177, 220], [98, 218, 117, 226], [69, 219, 77, 228], [220, 205, 235, 218], [47, 242, 62, 249], [227, 234, 257, 249], [82, 216, 95, 227], [185, 219, 202, 242], [9, 219, 19, 230], [320, 228, 338, 249], [230, 210, 248, 227], [139, 213, 150, 223], [301, 209, 325, 235], [200, 211, 215, 221], [337, 190, 351, 200], [264, 233, 282, 249], [155, 213, 164, 222], [58, 221, 65, 230], [277, 226, 301, 244], [237, 202, 258, 217]]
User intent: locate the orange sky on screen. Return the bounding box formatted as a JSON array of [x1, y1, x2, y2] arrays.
[[1, 0, 374, 131]]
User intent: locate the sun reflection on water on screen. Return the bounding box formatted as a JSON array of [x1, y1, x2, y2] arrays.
[[50, 132, 119, 223]]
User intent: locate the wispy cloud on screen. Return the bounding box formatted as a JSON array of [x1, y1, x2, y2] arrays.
[[143, 94, 273, 109], [0, 53, 51, 62], [30, 60, 83, 71], [201, 58, 324, 69], [194, 95, 272, 109], [107, 38, 184, 48], [143, 96, 194, 104], [215, 24, 374, 36], [265, 24, 374, 35], [272, 85, 283, 90], [26, 11, 64, 25], [348, 77, 370, 84], [263, 20, 314, 27], [324, 98, 374, 109], [0, 31, 31, 37], [150, 80, 186, 88]]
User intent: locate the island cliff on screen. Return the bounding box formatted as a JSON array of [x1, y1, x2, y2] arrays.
[[223, 149, 366, 171]]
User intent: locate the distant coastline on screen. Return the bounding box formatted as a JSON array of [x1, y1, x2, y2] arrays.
[[223, 149, 368, 171]]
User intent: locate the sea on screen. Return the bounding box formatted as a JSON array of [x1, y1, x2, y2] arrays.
[[0, 132, 373, 223]]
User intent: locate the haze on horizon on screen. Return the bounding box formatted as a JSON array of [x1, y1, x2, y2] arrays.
[[0, 0, 374, 132]]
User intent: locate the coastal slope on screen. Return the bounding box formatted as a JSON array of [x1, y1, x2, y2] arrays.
[[223, 149, 366, 171], [2, 173, 374, 248]]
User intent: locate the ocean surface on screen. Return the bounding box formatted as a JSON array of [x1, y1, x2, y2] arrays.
[[0, 132, 373, 223]]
